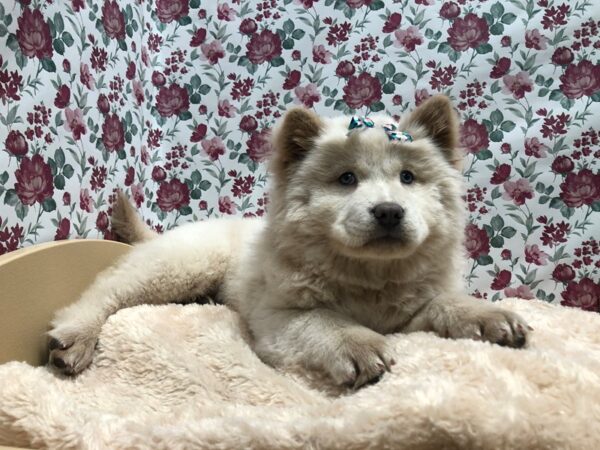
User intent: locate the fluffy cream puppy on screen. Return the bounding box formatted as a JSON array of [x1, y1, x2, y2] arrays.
[[48, 96, 530, 388]]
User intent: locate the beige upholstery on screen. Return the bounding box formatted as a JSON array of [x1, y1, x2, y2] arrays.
[[0, 240, 131, 367]]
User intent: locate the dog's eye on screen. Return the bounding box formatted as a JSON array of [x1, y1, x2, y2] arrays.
[[400, 170, 414, 184], [338, 172, 357, 186]]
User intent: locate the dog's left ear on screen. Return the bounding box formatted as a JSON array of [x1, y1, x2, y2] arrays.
[[270, 107, 323, 179], [402, 95, 463, 170]]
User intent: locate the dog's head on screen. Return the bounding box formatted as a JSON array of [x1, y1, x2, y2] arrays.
[[268, 96, 465, 261]]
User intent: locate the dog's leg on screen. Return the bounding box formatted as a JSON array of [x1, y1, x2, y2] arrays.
[[48, 220, 242, 375], [403, 294, 531, 348], [248, 307, 395, 388]]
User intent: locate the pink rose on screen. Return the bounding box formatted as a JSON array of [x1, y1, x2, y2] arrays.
[[101, 113, 125, 152], [503, 71, 533, 99], [525, 29, 547, 50], [201, 40, 225, 65], [559, 169, 600, 207], [504, 285, 535, 300], [155, 84, 190, 117], [218, 99, 237, 118], [524, 244, 549, 265], [133, 80, 144, 105], [16, 8, 53, 59], [524, 137, 548, 158], [395, 26, 424, 52], [414, 89, 431, 106], [201, 137, 226, 161], [559, 60, 600, 99], [447, 13, 489, 51], [64, 108, 87, 141], [246, 30, 282, 65], [131, 183, 144, 208], [217, 3, 237, 21], [156, 179, 190, 212], [155, 0, 189, 24], [4, 130, 28, 157], [342, 72, 382, 109], [503, 179, 534, 205], [294, 84, 321, 108], [80, 63, 95, 90], [14, 154, 54, 205], [246, 128, 272, 162], [313, 44, 332, 64], [464, 223, 489, 259], [459, 118, 488, 154], [219, 196, 236, 215], [101, 0, 125, 40], [346, 0, 373, 8], [561, 278, 599, 312]]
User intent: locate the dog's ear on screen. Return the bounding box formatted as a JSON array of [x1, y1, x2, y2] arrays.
[[270, 107, 323, 178], [403, 95, 463, 170]]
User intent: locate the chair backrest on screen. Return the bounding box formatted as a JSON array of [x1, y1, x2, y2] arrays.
[[0, 240, 131, 366]]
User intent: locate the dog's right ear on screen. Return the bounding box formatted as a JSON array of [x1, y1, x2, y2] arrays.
[[270, 107, 323, 178]]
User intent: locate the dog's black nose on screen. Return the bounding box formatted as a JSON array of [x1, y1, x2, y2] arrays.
[[372, 202, 404, 229]]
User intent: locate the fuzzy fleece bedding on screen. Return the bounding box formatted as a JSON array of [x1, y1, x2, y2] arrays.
[[1, 298, 599, 450]]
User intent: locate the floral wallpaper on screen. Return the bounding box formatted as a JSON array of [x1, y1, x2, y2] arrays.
[[0, 0, 598, 311]]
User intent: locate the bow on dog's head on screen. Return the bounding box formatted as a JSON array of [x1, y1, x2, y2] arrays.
[[347, 116, 413, 143]]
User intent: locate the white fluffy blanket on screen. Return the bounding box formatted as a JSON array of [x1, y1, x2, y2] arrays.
[[1, 299, 599, 449]]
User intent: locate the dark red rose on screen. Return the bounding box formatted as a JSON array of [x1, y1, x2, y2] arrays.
[[126, 61, 136, 80], [464, 223, 490, 259], [447, 13, 489, 52], [383, 13, 402, 33], [219, 196, 236, 215], [124, 166, 134, 186], [414, 89, 431, 106], [346, 0, 373, 8], [62, 59, 71, 72], [239, 18, 257, 35], [16, 8, 53, 59], [54, 218, 70, 241], [97, 94, 110, 114], [501, 143, 511, 154], [552, 264, 576, 283], [292, 50, 301, 60], [246, 30, 282, 65], [96, 211, 109, 231], [101, 113, 125, 152], [5, 130, 28, 157], [501, 36, 511, 47], [156, 179, 190, 212], [199, 200, 207, 210], [559, 60, 600, 99], [156, 0, 189, 24], [551, 155, 574, 174], [490, 57, 511, 79], [491, 270, 511, 290], [246, 128, 272, 162], [283, 70, 301, 90], [335, 61, 355, 78], [190, 28, 207, 47], [14, 154, 54, 205], [152, 166, 167, 182], [240, 115, 258, 133], [560, 278, 599, 312], [190, 123, 207, 142], [102, 0, 125, 40], [392, 95, 403, 105], [62, 192, 71, 205], [559, 169, 600, 207], [155, 84, 190, 117], [459, 119, 489, 154], [54, 85, 71, 109], [440, 2, 460, 19], [343, 72, 382, 109], [151, 71, 166, 87], [551, 47, 574, 65], [501, 249, 511, 260], [72, 0, 85, 12], [490, 163, 511, 184]]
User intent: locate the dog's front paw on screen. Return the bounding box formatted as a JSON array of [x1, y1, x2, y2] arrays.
[[48, 324, 99, 375], [327, 329, 395, 389], [449, 307, 531, 349]]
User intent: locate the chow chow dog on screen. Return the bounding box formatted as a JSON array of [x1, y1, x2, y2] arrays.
[[48, 96, 530, 388]]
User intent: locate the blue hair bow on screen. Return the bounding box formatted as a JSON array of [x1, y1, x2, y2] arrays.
[[348, 116, 413, 143]]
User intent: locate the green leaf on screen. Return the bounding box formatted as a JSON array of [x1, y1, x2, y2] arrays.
[[291, 29, 305, 40], [15, 203, 28, 220], [190, 0, 200, 7], [590, 91, 600, 102], [54, 174, 65, 190], [6, 33, 18, 51], [490, 235, 505, 248], [501, 227, 517, 238], [0, 171, 8, 185], [369, 0, 384, 10], [370, 101, 384, 112], [549, 89, 564, 101], [392, 73, 407, 84], [53, 12, 64, 33], [178, 16, 192, 26], [501, 13, 517, 24], [62, 31, 74, 47], [491, 2, 505, 18], [118, 39, 127, 51], [179, 205, 192, 215], [491, 215, 505, 231], [199, 180, 211, 191], [283, 18, 295, 33], [382, 82, 395, 94], [549, 197, 564, 209], [489, 23, 504, 35], [282, 38, 294, 50], [3, 189, 18, 206], [270, 56, 284, 67], [476, 43, 493, 54], [489, 130, 504, 142], [476, 149, 493, 160], [42, 197, 57, 212], [41, 58, 56, 72], [490, 109, 504, 125], [55, 148, 65, 168], [62, 164, 74, 179], [190, 189, 202, 200], [178, 111, 192, 121], [500, 121, 516, 132], [383, 62, 396, 78], [477, 255, 493, 266], [591, 201, 600, 212], [190, 93, 201, 104], [53, 39, 65, 55], [199, 84, 211, 95]]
